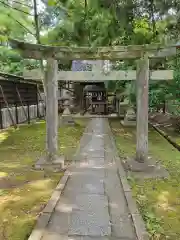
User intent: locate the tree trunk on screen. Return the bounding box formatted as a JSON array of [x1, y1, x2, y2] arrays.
[[136, 55, 149, 163], [33, 0, 46, 96], [163, 100, 166, 113], [45, 58, 58, 161]]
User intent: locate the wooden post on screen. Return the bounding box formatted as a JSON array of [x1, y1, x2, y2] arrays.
[[16, 85, 28, 121], [15, 102, 18, 124], [27, 102, 30, 124], [136, 54, 149, 163], [45, 58, 58, 161], [36, 85, 40, 118], [117, 99, 120, 117], [0, 102, 3, 129], [0, 85, 17, 129]]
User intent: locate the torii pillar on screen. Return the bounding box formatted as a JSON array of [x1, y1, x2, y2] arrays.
[[35, 58, 64, 170], [124, 56, 168, 177], [45, 58, 58, 160], [136, 55, 149, 163], [124, 55, 150, 171]]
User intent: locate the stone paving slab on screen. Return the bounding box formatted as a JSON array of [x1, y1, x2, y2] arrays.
[[72, 194, 109, 212], [104, 170, 131, 216], [85, 158, 105, 168], [110, 215, 136, 239], [46, 212, 70, 235], [68, 164, 105, 176], [64, 173, 105, 195], [82, 142, 104, 150], [42, 233, 82, 240], [104, 166, 136, 239], [70, 163, 106, 172], [80, 151, 105, 159], [68, 195, 110, 236], [54, 194, 108, 213], [43, 234, 111, 240], [79, 237, 109, 240], [69, 209, 111, 236]]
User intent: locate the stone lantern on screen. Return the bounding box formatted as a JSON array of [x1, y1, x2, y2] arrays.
[[61, 91, 75, 125]]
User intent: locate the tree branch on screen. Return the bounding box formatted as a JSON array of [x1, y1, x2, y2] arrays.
[[7, 13, 36, 37], [12, 0, 33, 8], [85, 0, 87, 9], [33, 0, 41, 43], [0, 0, 33, 16], [149, 0, 157, 38]]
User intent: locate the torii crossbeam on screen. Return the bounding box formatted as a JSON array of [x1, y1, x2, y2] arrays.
[[10, 38, 178, 60], [23, 69, 173, 82]]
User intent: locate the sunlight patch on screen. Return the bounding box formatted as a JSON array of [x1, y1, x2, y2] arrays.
[[157, 191, 175, 211], [0, 172, 8, 177], [0, 132, 9, 143], [28, 179, 51, 190]]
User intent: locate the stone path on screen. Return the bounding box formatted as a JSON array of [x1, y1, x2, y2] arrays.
[[42, 118, 138, 240]]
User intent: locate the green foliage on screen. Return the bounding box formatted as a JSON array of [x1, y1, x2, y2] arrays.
[[47, 0, 56, 6], [143, 211, 164, 237], [172, 51, 180, 100], [0, 47, 23, 74], [133, 18, 154, 44], [0, 1, 33, 40], [0, 0, 34, 75], [42, 1, 122, 46]]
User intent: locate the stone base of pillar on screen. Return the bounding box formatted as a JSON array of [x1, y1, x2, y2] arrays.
[[34, 155, 65, 171], [61, 107, 75, 126], [121, 120, 136, 126], [60, 116, 75, 126], [122, 157, 169, 179]]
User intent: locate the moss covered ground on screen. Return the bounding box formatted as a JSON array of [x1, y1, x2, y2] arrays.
[[0, 119, 86, 240]]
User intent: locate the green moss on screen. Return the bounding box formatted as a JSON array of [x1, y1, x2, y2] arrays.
[[0, 119, 86, 240], [110, 119, 180, 240]]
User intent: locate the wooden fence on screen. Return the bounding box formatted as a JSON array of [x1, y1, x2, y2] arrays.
[[0, 72, 45, 129]]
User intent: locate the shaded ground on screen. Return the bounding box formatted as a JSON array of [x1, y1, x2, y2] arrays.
[[149, 113, 180, 145], [0, 119, 86, 240], [110, 119, 180, 240]]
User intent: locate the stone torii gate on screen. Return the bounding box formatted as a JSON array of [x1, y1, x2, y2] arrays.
[[10, 39, 176, 169]]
